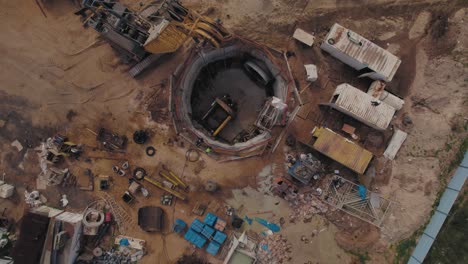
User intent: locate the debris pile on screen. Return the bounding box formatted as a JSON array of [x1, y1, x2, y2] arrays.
[[287, 192, 329, 223], [90, 248, 141, 263], [257, 234, 292, 264], [286, 153, 323, 184], [35, 134, 82, 188], [96, 128, 127, 151], [24, 190, 43, 207], [36, 135, 82, 165]]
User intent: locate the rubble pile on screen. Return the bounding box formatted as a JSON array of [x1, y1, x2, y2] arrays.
[[285, 152, 324, 184], [35, 135, 82, 188], [90, 247, 144, 263], [287, 192, 329, 223], [257, 234, 292, 264]]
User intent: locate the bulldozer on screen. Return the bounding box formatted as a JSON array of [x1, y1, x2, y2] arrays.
[[77, 0, 231, 77]]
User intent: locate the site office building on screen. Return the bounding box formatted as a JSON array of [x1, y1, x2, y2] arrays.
[[321, 23, 401, 82]]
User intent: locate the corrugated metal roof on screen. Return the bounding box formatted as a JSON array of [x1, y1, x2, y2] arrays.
[[330, 84, 396, 130], [461, 153, 468, 168], [424, 212, 447, 239], [323, 23, 401, 82], [408, 257, 421, 264], [312, 127, 373, 174], [31, 206, 64, 217], [447, 166, 468, 191], [436, 189, 459, 214], [55, 212, 83, 223], [412, 233, 435, 262]]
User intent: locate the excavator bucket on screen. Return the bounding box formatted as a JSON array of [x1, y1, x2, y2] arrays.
[[141, 0, 232, 54], [144, 20, 188, 54]]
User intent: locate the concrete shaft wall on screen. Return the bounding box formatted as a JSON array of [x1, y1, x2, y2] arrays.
[[173, 44, 288, 154]]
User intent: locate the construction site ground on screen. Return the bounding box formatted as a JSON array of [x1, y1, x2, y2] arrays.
[[0, 0, 467, 263]]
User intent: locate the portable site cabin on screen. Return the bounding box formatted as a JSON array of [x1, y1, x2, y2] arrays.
[[322, 83, 396, 131], [309, 127, 373, 174], [40, 211, 84, 264], [321, 23, 401, 82], [11, 207, 84, 264]]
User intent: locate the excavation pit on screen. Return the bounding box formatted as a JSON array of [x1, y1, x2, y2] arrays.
[[172, 43, 290, 157], [191, 57, 272, 142]]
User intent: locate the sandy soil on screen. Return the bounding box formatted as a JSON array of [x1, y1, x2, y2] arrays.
[[226, 183, 351, 264], [0, 0, 467, 264], [0, 1, 265, 263], [379, 7, 468, 243]]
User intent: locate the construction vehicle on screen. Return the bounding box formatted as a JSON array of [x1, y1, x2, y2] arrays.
[[77, 0, 231, 77], [202, 96, 237, 137]]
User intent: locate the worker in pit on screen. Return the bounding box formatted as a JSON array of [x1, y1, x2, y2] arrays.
[[205, 147, 212, 154]]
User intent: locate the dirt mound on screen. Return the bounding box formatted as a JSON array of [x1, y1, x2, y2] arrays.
[[335, 224, 380, 251], [176, 254, 209, 264], [426, 12, 458, 57]]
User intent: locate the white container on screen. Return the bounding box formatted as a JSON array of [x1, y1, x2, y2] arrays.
[[0, 184, 14, 198], [304, 64, 317, 82], [293, 28, 315, 46]]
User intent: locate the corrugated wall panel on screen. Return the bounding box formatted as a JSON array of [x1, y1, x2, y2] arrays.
[[408, 151, 467, 264]]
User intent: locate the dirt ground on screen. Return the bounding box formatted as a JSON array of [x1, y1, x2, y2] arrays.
[[0, 0, 467, 263]]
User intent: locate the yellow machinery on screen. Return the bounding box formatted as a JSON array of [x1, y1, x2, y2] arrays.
[[141, 176, 187, 201], [79, 0, 231, 72], [133, 165, 187, 200], [141, 0, 231, 54], [201, 97, 236, 137], [159, 168, 188, 189]]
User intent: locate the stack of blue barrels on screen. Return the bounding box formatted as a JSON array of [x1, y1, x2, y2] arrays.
[[183, 212, 228, 256]]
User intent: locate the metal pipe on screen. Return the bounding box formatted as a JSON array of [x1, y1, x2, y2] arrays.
[[143, 177, 187, 200], [168, 170, 187, 188], [159, 171, 179, 187], [212, 116, 232, 137]]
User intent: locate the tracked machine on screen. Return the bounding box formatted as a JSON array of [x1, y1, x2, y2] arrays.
[[77, 0, 231, 77]]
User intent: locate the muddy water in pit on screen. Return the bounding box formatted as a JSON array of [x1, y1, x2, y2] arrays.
[[191, 61, 269, 143]]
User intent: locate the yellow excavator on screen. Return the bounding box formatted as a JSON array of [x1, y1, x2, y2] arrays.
[[78, 0, 231, 76], [141, 0, 231, 53]]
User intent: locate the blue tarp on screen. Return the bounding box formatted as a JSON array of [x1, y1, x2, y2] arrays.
[[255, 217, 280, 232], [119, 238, 130, 246], [184, 229, 207, 248], [190, 219, 204, 233], [244, 215, 253, 225], [213, 231, 227, 244], [173, 218, 187, 233], [201, 225, 215, 238], [206, 241, 220, 256], [358, 185, 366, 200], [204, 212, 218, 226]]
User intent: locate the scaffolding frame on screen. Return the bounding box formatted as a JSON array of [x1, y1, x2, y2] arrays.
[[322, 175, 393, 227]]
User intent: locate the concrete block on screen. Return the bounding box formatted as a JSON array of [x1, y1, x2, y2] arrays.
[[304, 64, 317, 82], [293, 28, 315, 46], [0, 184, 14, 198]]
